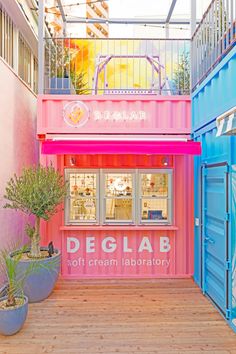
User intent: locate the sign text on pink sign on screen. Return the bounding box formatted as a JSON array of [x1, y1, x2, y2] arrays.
[[62, 233, 174, 277]]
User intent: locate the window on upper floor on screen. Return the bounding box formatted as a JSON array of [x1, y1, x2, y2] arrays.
[[0, 3, 38, 93], [18, 34, 32, 87], [0, 5, 14, 68]]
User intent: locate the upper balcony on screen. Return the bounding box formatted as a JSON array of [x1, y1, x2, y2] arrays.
[[42, 38, 190, 96], [192, 0, 236, 91]]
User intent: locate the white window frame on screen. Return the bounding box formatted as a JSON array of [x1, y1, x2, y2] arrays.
[[64, 168, 173, 226], [64, 169, 100, 225], [138, 169, 173, 225], [101, 169, 136, 225]]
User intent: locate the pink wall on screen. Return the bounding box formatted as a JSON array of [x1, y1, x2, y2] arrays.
[[37, 95, 191, 136], [38, 94, 193, 278], [40, 154, 194, 278], [0, 59, 38, 255]]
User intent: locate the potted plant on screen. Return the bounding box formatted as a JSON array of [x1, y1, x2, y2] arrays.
[[49, 41, 72, 94], [0, 245, 31, 335], [4, 165, 67, 303], [49, 40, 88, 95]]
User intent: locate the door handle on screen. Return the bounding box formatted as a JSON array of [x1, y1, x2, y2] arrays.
[[205, 236, 215, 244]]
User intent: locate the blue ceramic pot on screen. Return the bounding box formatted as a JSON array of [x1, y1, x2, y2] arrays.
[[0, 296, 28, 336], [13, 248, 61, 303], [49, 77, 72, 94]]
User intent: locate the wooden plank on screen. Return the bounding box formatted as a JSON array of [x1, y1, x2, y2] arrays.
[[0, 278, 236, 353]]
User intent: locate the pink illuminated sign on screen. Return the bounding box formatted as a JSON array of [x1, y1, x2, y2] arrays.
[[63, 100, 147, 127], [93, 110, 146, 122]]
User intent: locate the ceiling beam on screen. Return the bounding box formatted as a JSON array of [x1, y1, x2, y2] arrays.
[[66, 18, 194, 25], [57, 0, 66, 23], [166, 0, 178, 24]]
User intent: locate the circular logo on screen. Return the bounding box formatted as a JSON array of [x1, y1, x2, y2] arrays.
[[113, 178, 127, 191], [63, 101, 89, 128]]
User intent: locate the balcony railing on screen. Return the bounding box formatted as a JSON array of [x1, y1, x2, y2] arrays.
[[43, 38, 190, 95], [192, 0, 236, 90]]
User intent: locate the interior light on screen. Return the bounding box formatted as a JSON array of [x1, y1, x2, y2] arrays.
[[70, 156, 76, 166], [162, 157, 169, 166]]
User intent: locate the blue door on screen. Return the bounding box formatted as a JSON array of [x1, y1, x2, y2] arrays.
[[202, 163, 230, 318]]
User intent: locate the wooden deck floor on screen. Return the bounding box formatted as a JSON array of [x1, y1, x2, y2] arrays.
[[1, 279, 236, 354]]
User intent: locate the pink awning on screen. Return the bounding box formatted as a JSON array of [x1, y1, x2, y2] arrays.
[[41, 140, 201, 155]]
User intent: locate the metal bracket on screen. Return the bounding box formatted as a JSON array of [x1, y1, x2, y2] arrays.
[[226, 309, 231, 319], [226, 260, 231, 271]]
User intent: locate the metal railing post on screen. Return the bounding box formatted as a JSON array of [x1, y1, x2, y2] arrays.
[[38, 0, 45, 94], [190, 0, 196, 91]]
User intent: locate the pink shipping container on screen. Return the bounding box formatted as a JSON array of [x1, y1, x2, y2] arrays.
[[37, 95, 200, 279]]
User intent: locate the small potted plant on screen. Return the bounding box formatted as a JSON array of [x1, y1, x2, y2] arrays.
[[49, 42, 72, 94], [49, 41, 88, 95], [4, 165, 67, 303], [0, 245, 30, 335]]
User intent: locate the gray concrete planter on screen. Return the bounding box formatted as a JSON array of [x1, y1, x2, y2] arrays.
[[0, 295, 28, 336], [12, 248, 61, 303]]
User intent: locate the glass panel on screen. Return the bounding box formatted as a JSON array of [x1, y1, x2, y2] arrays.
[[105, 198, 132, 221], [105, 173, 133, 197], [141, 198, 168, 221], [70, 198, 96, 222], [141, 173, 168, 197], [68, 172, 97, 222], [69, 172, 97, 197]]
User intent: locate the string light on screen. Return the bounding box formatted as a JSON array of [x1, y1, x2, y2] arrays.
[[32, 0, 190, 32]]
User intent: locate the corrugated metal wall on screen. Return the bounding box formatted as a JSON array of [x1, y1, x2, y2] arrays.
[[41, 154, 194, 278], [38, 95, 191, 135], [192, 46, 236, 325], [192, 46, 236, 131]]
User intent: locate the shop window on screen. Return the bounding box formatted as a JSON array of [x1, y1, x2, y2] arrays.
[[102, 171, 135, 224], [139, 170, 172, 224], [65, 169, 172, 225], [65, 169, 99, 224]]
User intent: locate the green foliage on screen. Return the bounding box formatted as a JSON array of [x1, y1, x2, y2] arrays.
[[70, 71, 89, 95], [50, 43, 70, 79], [50, 41, 88, 94], [4, 165, 67, 258], [0, 244, 30, 306], [4, 165, 67, 221], [0, 243, 59, 307], [173, 51, 190, 95]]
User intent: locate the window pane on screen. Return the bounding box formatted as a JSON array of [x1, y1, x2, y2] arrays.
[[141, 198, 168, 221], [105, 198, 132, 221], [69, 172, 97, 197], [18, 34, 32, 86], [67, 172, 97, 223], [141, 173, 168, 197], [105, 173, 133, 197], [70, 198, 96, 221]]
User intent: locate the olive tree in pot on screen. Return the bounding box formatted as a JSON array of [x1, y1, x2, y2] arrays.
[[4, 165, 67, 303]]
